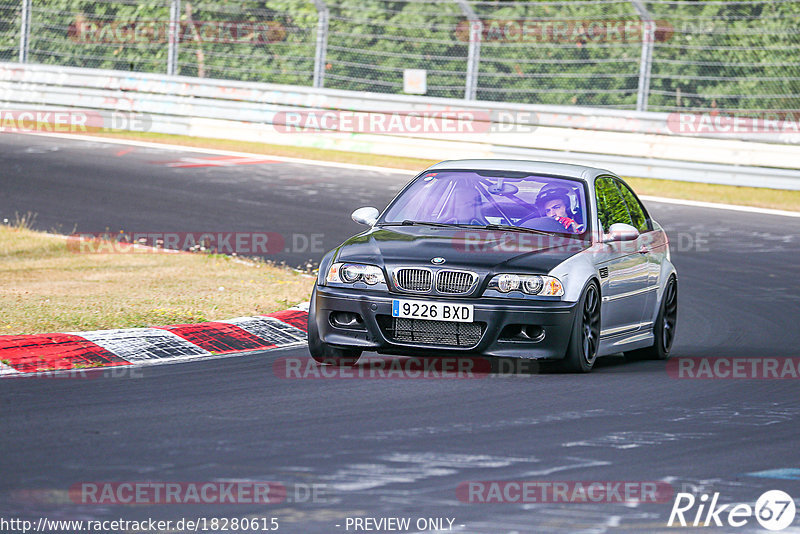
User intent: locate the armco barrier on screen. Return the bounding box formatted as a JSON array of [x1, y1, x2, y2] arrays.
[[1, 63, 799, 190]]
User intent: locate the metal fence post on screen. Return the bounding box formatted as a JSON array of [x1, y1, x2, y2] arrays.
[[312, 0, 329, 88], [19, 0, 32, 63], [454, 0, 481, 100], [630, 0, 654, 112], [167, 0, 181, 76]]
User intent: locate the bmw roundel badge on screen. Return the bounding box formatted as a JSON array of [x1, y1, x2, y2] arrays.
[[431, 257, 446, 265]]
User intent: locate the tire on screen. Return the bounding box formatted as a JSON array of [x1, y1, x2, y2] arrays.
[[627, 276, 677, 361], [561, 281, 601, 373], [307, 287, 362, 367]]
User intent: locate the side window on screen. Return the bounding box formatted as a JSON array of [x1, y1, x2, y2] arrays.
[[595, 177, 632, 232], [614, 179, 650, 233]]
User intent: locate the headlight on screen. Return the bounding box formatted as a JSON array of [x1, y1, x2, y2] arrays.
[[488, 274, 564, 297], [325, 263, 386, 286]]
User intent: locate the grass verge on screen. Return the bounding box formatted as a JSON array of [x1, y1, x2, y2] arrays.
[[92, 130, 800, 212], [0, 224, 314, 335]]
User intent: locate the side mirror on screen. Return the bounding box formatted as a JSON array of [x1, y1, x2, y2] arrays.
[[604, 223, 639, 242], [351, 206, 379, 226]]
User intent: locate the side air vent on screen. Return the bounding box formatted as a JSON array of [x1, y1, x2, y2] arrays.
[[599, 267, 609, 279]]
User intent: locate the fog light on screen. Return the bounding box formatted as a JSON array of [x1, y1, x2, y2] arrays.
[[330, 311, 365, 329], [499, 324, 545, 343], [520, 325, 545, 342]]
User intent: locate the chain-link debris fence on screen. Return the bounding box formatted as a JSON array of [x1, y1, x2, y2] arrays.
[[175, 0, 316, 85], [1, 0, 798, 112], [646, 0, 800, 112], [0, 1, 20, 62]]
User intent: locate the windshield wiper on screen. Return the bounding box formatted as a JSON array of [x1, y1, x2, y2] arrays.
[[473, 224, 552, 236], [380, 221, 555, 235], [380, 220, 459, 228]]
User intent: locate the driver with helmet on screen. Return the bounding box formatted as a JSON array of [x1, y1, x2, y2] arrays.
[[535, 186, 582, 233]]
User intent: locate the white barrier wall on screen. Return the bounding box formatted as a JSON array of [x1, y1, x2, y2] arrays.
[[2, 63, 799, 189]]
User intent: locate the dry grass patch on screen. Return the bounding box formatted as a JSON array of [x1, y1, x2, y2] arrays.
[[625, 176, 800, 212], [0, 225, 314, 335]]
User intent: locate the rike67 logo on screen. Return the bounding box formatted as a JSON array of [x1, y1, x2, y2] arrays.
[[668, 490, 796, 530]]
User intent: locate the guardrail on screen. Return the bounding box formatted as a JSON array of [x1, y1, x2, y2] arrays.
[[1, 63, 799, 190]]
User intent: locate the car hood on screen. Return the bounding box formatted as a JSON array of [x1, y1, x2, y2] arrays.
[[335, 226, 590, 273]]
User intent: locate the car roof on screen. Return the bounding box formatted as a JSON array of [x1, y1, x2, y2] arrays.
[[425, 159, 614, 181]]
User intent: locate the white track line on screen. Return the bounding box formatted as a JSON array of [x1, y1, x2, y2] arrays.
[[23, 132, 800, 218], [639, 195, 800, 218], [23, 132, 414, 175]]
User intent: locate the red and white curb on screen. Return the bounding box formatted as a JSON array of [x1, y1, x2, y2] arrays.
[[0, 304, 309, 377]]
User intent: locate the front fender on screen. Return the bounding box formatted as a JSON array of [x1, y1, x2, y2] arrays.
[[548, 244, 602, 303]]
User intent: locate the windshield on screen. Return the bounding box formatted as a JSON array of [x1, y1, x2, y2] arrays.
[[380, 170, 589, 235]]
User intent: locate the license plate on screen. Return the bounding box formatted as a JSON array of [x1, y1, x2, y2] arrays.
[[392, 299, 474, 323]]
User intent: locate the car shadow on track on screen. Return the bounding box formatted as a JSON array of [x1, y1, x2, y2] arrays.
[[329, 353, 661, 378], [490, 353, 637, 375]]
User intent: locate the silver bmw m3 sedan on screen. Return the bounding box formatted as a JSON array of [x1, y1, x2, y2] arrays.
[[308, 160, 678, 372]]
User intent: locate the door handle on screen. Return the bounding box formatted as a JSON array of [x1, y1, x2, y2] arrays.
[[638, 246, 649, 254]]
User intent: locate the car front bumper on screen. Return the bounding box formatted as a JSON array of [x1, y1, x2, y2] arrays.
[[313, 285, 579, 359]]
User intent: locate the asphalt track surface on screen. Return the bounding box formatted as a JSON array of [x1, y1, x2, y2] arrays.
[[2, 134, 800, 533]]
